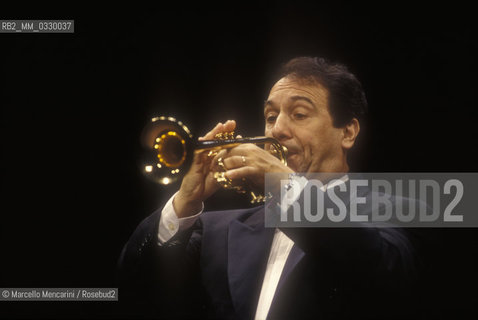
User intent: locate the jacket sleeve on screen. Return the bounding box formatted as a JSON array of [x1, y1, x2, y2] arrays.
[[117, 207, 207, 318]]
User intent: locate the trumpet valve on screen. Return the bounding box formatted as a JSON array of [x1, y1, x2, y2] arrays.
[[214, 131, 235, 140]]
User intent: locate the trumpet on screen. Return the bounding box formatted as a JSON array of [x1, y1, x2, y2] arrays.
[[140, 116, 288, 203]]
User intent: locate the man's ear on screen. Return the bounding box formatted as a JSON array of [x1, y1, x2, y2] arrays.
[[342, 118, 360, 150]]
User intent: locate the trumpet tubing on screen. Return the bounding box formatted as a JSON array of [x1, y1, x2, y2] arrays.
[[140, 116, 287, 202]]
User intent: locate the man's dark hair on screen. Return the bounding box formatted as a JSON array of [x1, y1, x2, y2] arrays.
[[278, 57, 368, 127]]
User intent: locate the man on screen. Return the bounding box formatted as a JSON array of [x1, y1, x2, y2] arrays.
[[118, 57, 421, 319]]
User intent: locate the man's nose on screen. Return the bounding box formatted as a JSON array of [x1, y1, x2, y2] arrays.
[[271, 114, 292, 141]]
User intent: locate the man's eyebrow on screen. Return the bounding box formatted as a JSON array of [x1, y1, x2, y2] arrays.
[[290, 95, 315, 106], [263, 95, 315, 110], [264, 99, 274, 109]]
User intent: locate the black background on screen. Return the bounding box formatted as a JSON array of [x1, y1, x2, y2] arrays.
[[1, 3, 477, 319]]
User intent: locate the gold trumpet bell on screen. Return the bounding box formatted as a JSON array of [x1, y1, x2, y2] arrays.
[[141, 116, 194, 185]]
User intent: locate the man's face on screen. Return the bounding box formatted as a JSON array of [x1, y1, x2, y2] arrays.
[[264, 77, 346, 173]]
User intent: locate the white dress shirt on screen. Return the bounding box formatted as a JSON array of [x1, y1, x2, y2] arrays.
[[157, 175, 348, 320]]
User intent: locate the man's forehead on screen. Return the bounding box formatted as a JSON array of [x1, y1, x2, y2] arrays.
[[266, 77, 328, 104]]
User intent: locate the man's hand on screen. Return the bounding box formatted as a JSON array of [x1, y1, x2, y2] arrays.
[[173, 120, 236, 218], [212, 143, 294, 195]]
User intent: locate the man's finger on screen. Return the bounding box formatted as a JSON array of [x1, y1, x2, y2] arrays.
[[210, 149, 230, 171], [201, 122, 223, 141], [225, 166, 255, 180], [199, 120, 236, 142], [223, 155, 247, 170], [223, 120, 236, 133]]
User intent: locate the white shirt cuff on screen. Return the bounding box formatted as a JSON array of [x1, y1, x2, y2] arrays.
[[157, 191, 204, 244]]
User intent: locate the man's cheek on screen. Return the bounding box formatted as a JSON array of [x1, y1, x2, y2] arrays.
[[287, 156, 299, 171], [291, 155, 304, 172]]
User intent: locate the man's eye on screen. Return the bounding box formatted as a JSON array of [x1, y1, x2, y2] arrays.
[[266, 115, 277, 123], [294, 113, 307, 120]]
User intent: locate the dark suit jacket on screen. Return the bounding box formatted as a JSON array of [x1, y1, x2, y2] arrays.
[[118, 181, 424, 319]]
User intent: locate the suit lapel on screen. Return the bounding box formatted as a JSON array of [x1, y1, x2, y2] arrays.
[[227, 206, 275, 317]]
